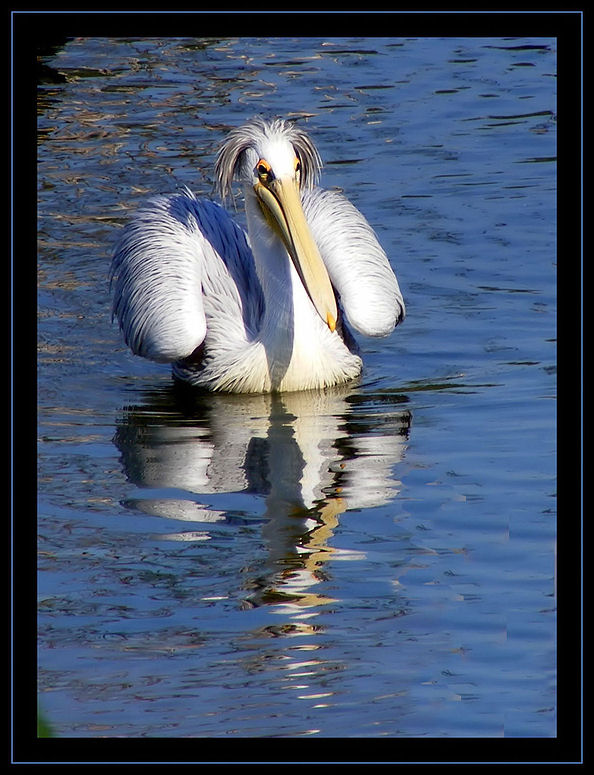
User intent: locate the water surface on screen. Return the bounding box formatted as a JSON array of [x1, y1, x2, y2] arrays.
[[37, 36, 556, 740]]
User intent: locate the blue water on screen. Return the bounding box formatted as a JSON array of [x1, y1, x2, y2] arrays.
[[36, 36, 556, 740]]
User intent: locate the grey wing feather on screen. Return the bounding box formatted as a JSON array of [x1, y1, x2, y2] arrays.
[[110, 189, 262, 362], [303, 187, 405, 336]]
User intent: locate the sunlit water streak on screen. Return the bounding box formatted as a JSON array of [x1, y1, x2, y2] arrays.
[[37, 36, 556, 738]]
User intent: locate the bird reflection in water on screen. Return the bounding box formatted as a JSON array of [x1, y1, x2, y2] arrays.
[[113, 383, 411, 619]]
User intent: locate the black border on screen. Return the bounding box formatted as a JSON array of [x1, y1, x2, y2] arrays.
[[12, 9, 583, 765]]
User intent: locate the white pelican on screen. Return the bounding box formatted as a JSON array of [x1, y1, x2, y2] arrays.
[[111, 117, 405, 393]]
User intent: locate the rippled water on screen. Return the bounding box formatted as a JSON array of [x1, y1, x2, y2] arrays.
[[36, 37, 556, 741]]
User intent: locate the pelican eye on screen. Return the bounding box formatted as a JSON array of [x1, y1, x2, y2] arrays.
[[256, 160, 272, 180]]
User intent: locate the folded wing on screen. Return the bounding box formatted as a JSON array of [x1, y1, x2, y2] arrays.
[[110, 190, 262, 363], [303, 187, 405, 337]]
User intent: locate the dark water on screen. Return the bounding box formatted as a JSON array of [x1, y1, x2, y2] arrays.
[[37, 37, 556, 740]]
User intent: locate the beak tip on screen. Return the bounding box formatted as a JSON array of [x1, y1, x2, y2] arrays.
[[327, 312, 337, 332]]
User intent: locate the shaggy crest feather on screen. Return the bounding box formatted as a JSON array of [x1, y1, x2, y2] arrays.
[[214, 117, 322, 200]]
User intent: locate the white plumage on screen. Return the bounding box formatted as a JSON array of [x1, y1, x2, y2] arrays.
[[111, 117, 405, 393]]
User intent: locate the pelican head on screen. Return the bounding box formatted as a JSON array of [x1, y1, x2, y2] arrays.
[[214, 117, 338, 332]]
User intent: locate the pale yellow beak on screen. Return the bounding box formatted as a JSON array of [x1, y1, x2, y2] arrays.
[[255, 176, 338, 332]]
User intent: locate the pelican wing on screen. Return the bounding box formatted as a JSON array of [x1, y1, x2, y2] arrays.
[[111, 190, 263, 363], [302, 188, 405, 337]]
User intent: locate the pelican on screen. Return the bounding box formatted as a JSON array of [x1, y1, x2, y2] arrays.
[[111, 117, 405, 393]]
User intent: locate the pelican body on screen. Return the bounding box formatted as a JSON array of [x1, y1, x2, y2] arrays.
[[111, 118, 405, 393]]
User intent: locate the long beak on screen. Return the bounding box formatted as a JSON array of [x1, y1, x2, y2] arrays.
[[255, 177, 338, 332]]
